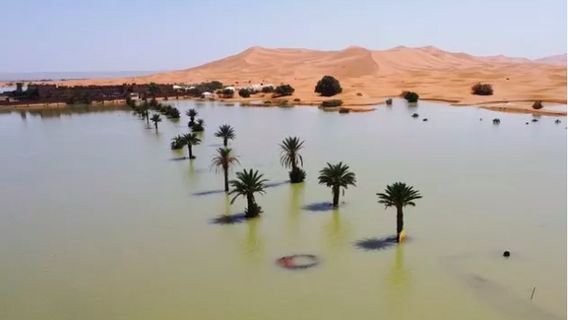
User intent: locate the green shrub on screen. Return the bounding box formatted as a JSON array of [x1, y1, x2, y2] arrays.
[[261, 86, 274, 93], [222, 88, 234, 98], [315, 75, 342, 96], [321, 99, 343, 107], [471, 83, 493, 95], [274, 84, 295, 97], [532, 101, 543, 109], [238, 88, 251, 98], [402, 91, 419, 103], [289, 167, 306, 183]]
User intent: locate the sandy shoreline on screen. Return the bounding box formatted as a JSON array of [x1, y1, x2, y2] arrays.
[[2, 95, 565, 116], [2, 46, 565, 115]]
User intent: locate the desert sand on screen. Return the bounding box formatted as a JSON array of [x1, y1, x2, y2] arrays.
[[21, 46, 568, 114]]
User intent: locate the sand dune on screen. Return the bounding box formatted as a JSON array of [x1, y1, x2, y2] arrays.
[[53, 46, 567, 114]]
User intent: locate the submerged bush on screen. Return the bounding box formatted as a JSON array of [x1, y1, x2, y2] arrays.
[[289, 167, 306, 183], [385, 98, 393, 105], [321, 99, 343, 107], [532, 101, 543, 110], [274, 84, 295, 97], [192, 119, 205, 132], [238, 88, 251, 98], [471, 83, 493, 95], [315, 75, 342, 97], [261, 86, 274, 93], [401, 91, 419, 103]]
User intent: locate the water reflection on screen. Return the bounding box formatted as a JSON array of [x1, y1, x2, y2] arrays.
[[242, 218, 264, 260], [287, 183, 304, 232]]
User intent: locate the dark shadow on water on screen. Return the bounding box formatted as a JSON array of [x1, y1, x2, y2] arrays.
[[355, 235, 403, 251], [210, 213, 247, 225], [265, 180, 290, 188], [194, 180, 288, 197], [302, 201, 341, 212], [193, 189, 226, 196], [170, 156, 189, 161]]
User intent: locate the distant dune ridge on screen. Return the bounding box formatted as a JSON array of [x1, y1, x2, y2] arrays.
[[56, 46, 567, 113]]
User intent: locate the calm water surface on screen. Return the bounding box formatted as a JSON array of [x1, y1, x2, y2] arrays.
[[0, 100, 565, 320]]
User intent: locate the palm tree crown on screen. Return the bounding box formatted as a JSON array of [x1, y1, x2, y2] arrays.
[[318, 162, 356, 189], [212, 148, 240, 192], [182, 132, 201, 146], [377, 182, 422, 209], [229, 169, 267, 201], [318, 162, 356, 207], [280, 136, 304, 169], [185, 108, 198, 119], [151, 114, 161, 123], [214, 124, 236, 146], [211, 147, 240, 171]]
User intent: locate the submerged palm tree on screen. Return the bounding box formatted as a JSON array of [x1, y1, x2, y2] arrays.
[[280, 136, 306, 183], [186, 109, 198, 126], [229, 169, 268, 218], [192, 119, 205, 132], [170, 135, 185, 150], [377, 182, 422, 243], [214, 124, 236, 147], [211, 147, 240, 192], [181, 133, 201, 159], [150, 114, 162, 131], [317, 162, 356, 207]]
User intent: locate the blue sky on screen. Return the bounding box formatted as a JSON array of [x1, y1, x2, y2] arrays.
[[1, 0, 566, 72]]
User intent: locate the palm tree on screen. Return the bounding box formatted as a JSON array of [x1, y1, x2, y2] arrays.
[[377, 182, 422, 242], [211, 147, 240, 192], [181, 133, 201, 159], [229, 169, 268, 218], [280, 136, 305, 183], [317, 162, 356, 207], [186, 109, 198, 127], [150, 114, 162, 131], [214, 124, 236, 146], [170, 135, 185, 150]]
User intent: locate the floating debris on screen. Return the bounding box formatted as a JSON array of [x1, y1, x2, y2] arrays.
[[503, 250, 511, 258], [422, 118, 428, 122], [411, 113, 419, 118], [531, 118, 538, 123], [493, 118, 501, 125], [554, 119, 561, 124]]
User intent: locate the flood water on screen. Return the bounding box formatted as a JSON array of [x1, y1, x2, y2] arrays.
[[0, 100, 565, 320]]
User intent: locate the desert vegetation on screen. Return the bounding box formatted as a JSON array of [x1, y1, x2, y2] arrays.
[[471, 83, 493, 95], [377, 183, 422, 242], [315, 75, 342, 96], [402, 91, 419, 103], [321, 99, 343, 107], [280, 137, 306, 183]]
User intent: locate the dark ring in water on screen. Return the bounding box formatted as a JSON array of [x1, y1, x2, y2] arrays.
[[276, 254, 320, 270]]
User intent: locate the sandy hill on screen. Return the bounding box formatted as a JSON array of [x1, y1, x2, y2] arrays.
[[57, 46, 567, 113]]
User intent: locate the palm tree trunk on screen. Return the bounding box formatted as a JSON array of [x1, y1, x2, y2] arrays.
[[223, 166, 229, 192], [332, 186, 340, 207], [396, 206, 404, 242], [246, 194, 257, 218], [223, 137, 228, 147], [188, 144, 194, 159], [154, 122, 158, 130]]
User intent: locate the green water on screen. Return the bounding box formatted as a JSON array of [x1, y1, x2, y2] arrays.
[[0, 100, 565, 319]]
